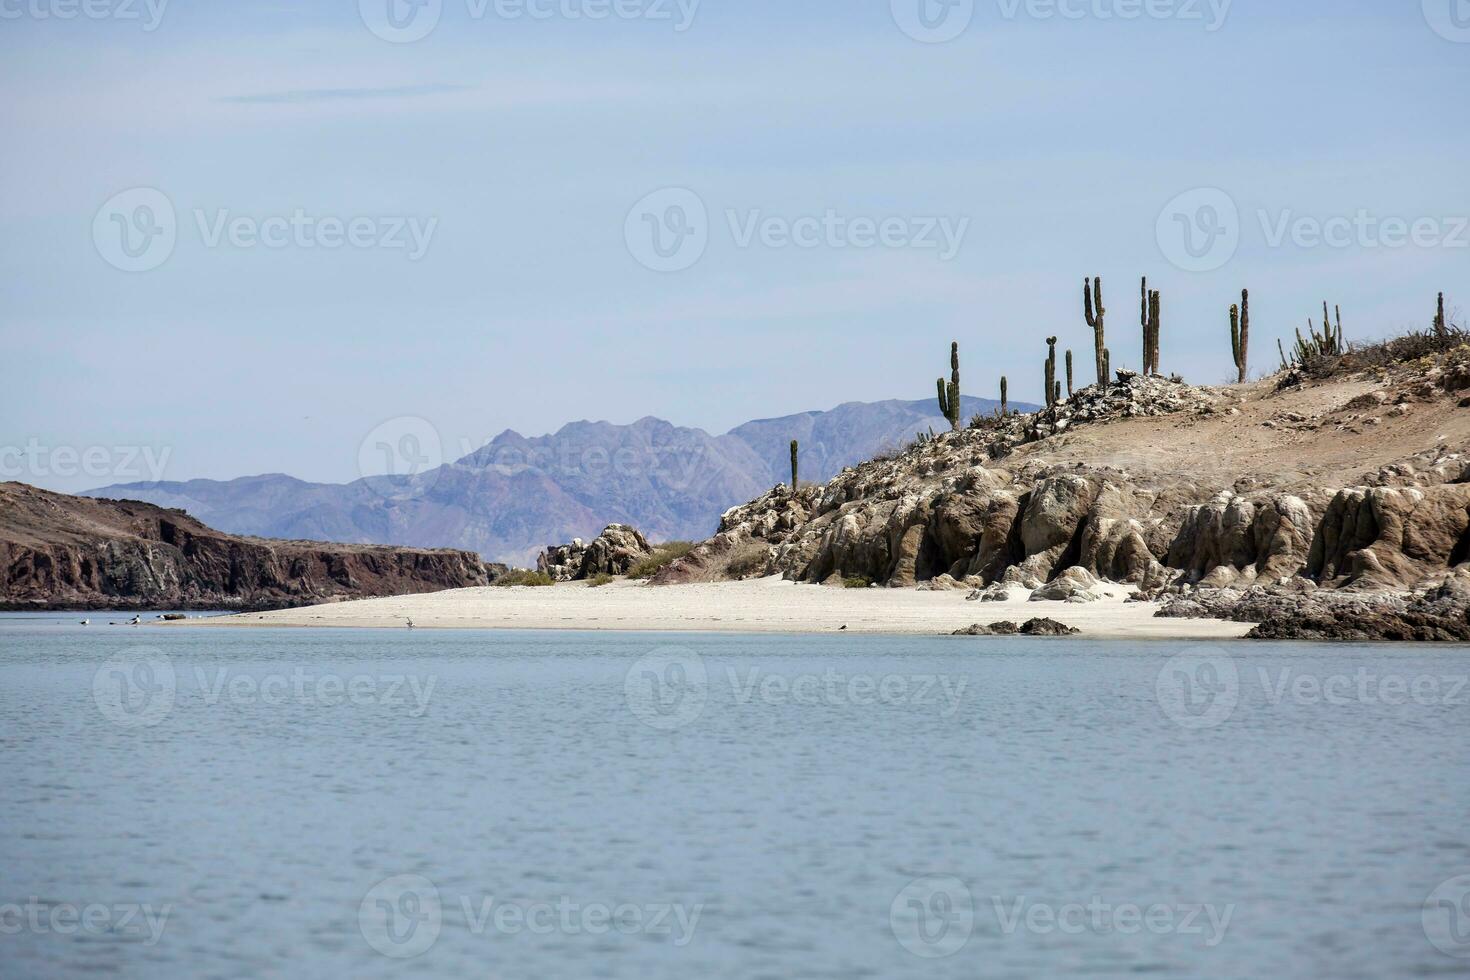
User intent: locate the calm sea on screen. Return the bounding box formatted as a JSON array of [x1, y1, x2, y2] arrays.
[[1, 611, 1468, 978]]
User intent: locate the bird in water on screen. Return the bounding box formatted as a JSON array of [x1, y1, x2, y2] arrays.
[[130, 615, 141, 625], [406, 618, 415, 629], [79, 619, 90, 626]]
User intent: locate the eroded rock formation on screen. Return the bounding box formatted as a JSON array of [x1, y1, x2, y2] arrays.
[[0, 482, 492, 611]]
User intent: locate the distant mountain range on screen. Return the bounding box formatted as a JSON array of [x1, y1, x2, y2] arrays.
[[89, 396, 1027, 564]]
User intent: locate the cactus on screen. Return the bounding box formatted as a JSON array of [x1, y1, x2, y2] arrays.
[[1102, 349, 1111, 385], [1436, 292, 1447, 337], [1084, 277, 1106, 385], [1230, 288, 1250, 383], [1000, 376, 1008, 416], [1282, 303, 1346, 367], [1065, 350, 1074, 398], [1053, 380, 1062, 406], [1140, 276, 1161, 375], [789, 439, 798, 491], [1044, 336, 1058, 409], [935, 341, 961, 431]]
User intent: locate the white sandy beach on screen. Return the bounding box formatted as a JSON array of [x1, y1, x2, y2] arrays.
[[179, 578, 1253, 639]]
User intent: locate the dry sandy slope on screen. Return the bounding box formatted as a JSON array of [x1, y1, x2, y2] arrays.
[[181, 578, 1251, 639], [1019, 372, 1469, 491]]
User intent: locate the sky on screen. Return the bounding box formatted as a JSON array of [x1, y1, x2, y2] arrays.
[[2, 0, 1467, 493]]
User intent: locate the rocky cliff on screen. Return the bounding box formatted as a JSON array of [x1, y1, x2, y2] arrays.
[[0, 482, 492, 611], [654, 351, 1470, 636]]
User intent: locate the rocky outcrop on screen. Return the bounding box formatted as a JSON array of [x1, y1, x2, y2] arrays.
[[653, 370, 1470, 617], [953, 618, 1081, 637], [1157, 576, 1470, 642], [578, 524, 652, 577], [536, 539, 587, 582], [0, 482, 491, 611], [536, 524, 653, 581], [1307, 485, 1470, 590]]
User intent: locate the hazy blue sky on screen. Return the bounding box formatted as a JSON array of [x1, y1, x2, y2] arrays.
[[2, 0, 1467, 492]]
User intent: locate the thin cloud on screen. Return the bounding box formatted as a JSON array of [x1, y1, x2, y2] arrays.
[[218, 83, 471, 105]]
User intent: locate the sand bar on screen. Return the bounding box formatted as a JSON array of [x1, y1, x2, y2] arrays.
[[178, 578, 1253, 640]]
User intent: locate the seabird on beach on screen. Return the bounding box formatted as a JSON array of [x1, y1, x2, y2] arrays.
[[79, 619, 89, 626], [129, 615, 141, 625], [406, 618, 415, 629]]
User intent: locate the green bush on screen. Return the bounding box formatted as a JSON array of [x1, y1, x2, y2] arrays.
[[586, 573, 616, 588], [493, 570, 555, 587], [843, 576, 871, 589], [627, 541, 696, 580]]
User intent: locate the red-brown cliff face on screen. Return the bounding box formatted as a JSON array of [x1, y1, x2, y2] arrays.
[[0, 482, 491, 611]]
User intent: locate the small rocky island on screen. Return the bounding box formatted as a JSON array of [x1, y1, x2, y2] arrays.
[[0, 482, 495, 611]]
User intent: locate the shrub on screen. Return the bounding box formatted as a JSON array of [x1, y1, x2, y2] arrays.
[[493, 570, 555, 587], [627, 541, 696, 580], [725, 546, 770, 580], [843, 576, 871, 589], [586, 573, 616, 588]]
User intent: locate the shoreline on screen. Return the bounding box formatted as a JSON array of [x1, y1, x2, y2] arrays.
[[171, 578, 1255, 640]]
